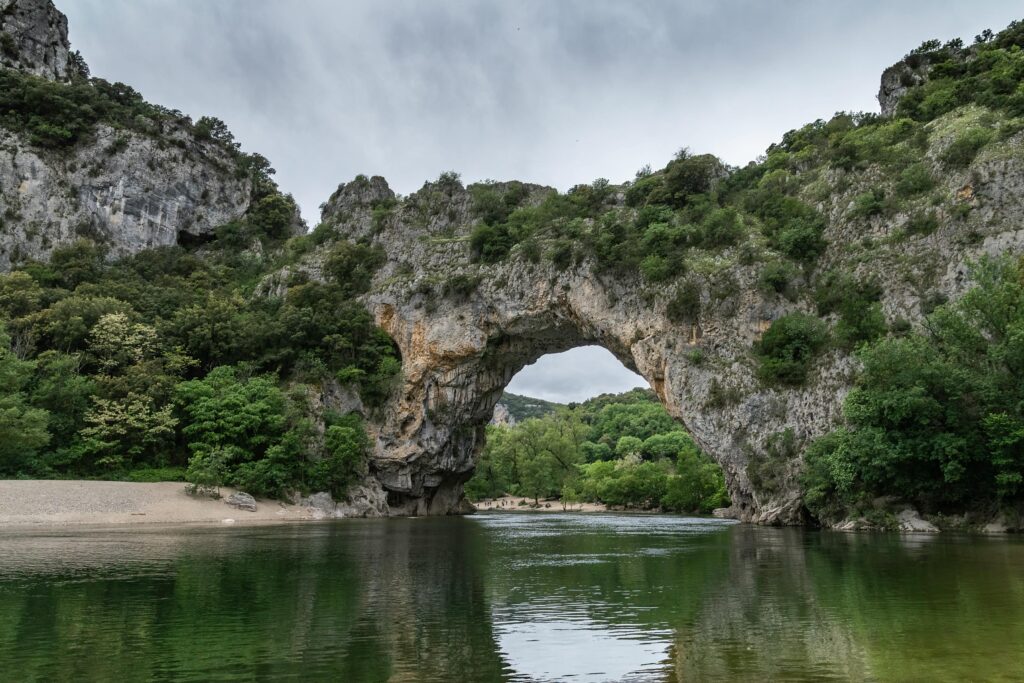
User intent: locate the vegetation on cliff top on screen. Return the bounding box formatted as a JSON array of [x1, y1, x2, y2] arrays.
[[496, 392, 561, 422]]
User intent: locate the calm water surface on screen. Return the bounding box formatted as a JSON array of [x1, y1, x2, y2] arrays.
[[1, 514, 1022, 682]]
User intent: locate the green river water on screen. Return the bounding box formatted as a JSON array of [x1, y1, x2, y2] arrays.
[[1, 513, 1022, 682]]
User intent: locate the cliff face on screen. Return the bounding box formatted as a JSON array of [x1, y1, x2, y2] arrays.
[[0, 0, 70, 81], [0, 0, 254, 269], [0, 124, 255, 268]]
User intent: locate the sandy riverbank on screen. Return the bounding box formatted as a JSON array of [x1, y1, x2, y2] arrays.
[[0, 480, 315, 528], [473, 496, 609, 512]]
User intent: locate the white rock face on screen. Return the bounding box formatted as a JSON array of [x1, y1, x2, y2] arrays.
[[0, 0, 254, 269], [489, 403, 515, 426], [0, 125, 254, 268], [896, 508, 939, 533], [0, 0, 71, 81]]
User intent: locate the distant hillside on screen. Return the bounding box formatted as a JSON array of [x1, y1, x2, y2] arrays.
[[495, 387, 660, 424], [496, 392, 563, 422], [571, 387, 659, 411]]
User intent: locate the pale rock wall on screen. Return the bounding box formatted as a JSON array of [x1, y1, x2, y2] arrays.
[[0, 0, 70, 81], [0, 0, 254, 269]]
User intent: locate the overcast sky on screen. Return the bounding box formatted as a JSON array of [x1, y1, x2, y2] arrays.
[[61, 0, 1020, 402]]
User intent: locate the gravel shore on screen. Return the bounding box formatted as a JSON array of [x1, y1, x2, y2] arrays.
[[0, 480, 314, 528]]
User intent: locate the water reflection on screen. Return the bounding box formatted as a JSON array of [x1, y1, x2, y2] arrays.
[[0, 516, 1022, 682], [495, 613, 671, 682]]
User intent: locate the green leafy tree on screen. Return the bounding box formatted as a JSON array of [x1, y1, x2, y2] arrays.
[[757, 313, 829, 385], [0, 325, 50, 475], [802, 256, 1024, 521]]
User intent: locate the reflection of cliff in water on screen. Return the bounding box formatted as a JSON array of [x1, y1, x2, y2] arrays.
[[0, 521, 510, 681], [347, 519, 510, 681], [670, 526, 874, 681]]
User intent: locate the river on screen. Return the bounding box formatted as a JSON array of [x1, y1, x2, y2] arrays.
[[1, 514, 1022, 681]]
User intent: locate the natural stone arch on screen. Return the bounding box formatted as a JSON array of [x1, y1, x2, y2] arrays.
[[298, 161, 1013, 524], [364, 251, 828, 523], [305, 175, 853, 524]]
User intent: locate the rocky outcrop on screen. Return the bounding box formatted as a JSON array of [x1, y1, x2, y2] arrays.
[[0, 0, 72, 81], [299, 480, 390, 519], [878, 60, 929, 117], [0, 0, 255, 269], [0, 125, 255, 268], [225, 491, 257, 512], [489, 402, 515, 426]]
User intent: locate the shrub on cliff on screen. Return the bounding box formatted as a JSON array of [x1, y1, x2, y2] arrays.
[[756, 313, 829, 385]]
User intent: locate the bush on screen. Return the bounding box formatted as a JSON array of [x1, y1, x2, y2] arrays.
[[308, 415, 369, 498], [747, 192, 827, 261], [666, 281, 701, 323], [895, 163, 935, 196], [247, 193, 297, 240], [640, 254, 673, 282], [815, 272, 885, 349], [323, 241, 385, 296], [758, 260, 799, 298], [659, 153, 724, 208], [756, 313, 829, 385], [941, 128, 993, 168], [701, 207, 744, 247], [850, 188, 887, 218], [469, 223, 514, 263]]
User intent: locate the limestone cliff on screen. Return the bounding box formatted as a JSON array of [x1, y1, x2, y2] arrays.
[[0, 0, 71, 81], [0, 0, 257, 269]]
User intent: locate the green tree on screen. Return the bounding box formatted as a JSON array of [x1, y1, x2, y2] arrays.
[[0, 325, 50, 475], [802, 256, 1024, 521]]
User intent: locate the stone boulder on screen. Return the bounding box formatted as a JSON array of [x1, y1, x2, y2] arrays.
[[896, 508, 938, 533], [225, 491, 257, 512]]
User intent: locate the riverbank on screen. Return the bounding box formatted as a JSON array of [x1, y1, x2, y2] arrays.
[[473, 496, 611, 512], [0, 480, 314, 528]]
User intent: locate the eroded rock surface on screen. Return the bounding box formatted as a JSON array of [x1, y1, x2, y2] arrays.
[[0, 0, 71, 81], [0, 0, 255, 268]]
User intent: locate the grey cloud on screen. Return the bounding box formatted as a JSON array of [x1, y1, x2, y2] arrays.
[[58, 0, 1021, 399], [63, 0, 1022, 221]]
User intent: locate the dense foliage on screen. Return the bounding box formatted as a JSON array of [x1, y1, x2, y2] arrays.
[[0, 226, 394, 497], [802, 256, 1024, 521], [467, 389, 728, 513], [896, 22, 1024, 121]]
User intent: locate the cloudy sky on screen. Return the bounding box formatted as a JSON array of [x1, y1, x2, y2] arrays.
[[62, 0, 1020, 402]]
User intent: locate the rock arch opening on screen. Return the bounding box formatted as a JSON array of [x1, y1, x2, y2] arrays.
[[469, 345, 733, 512], [503, 345, 649, 406], [367, 300, 750, 519]]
